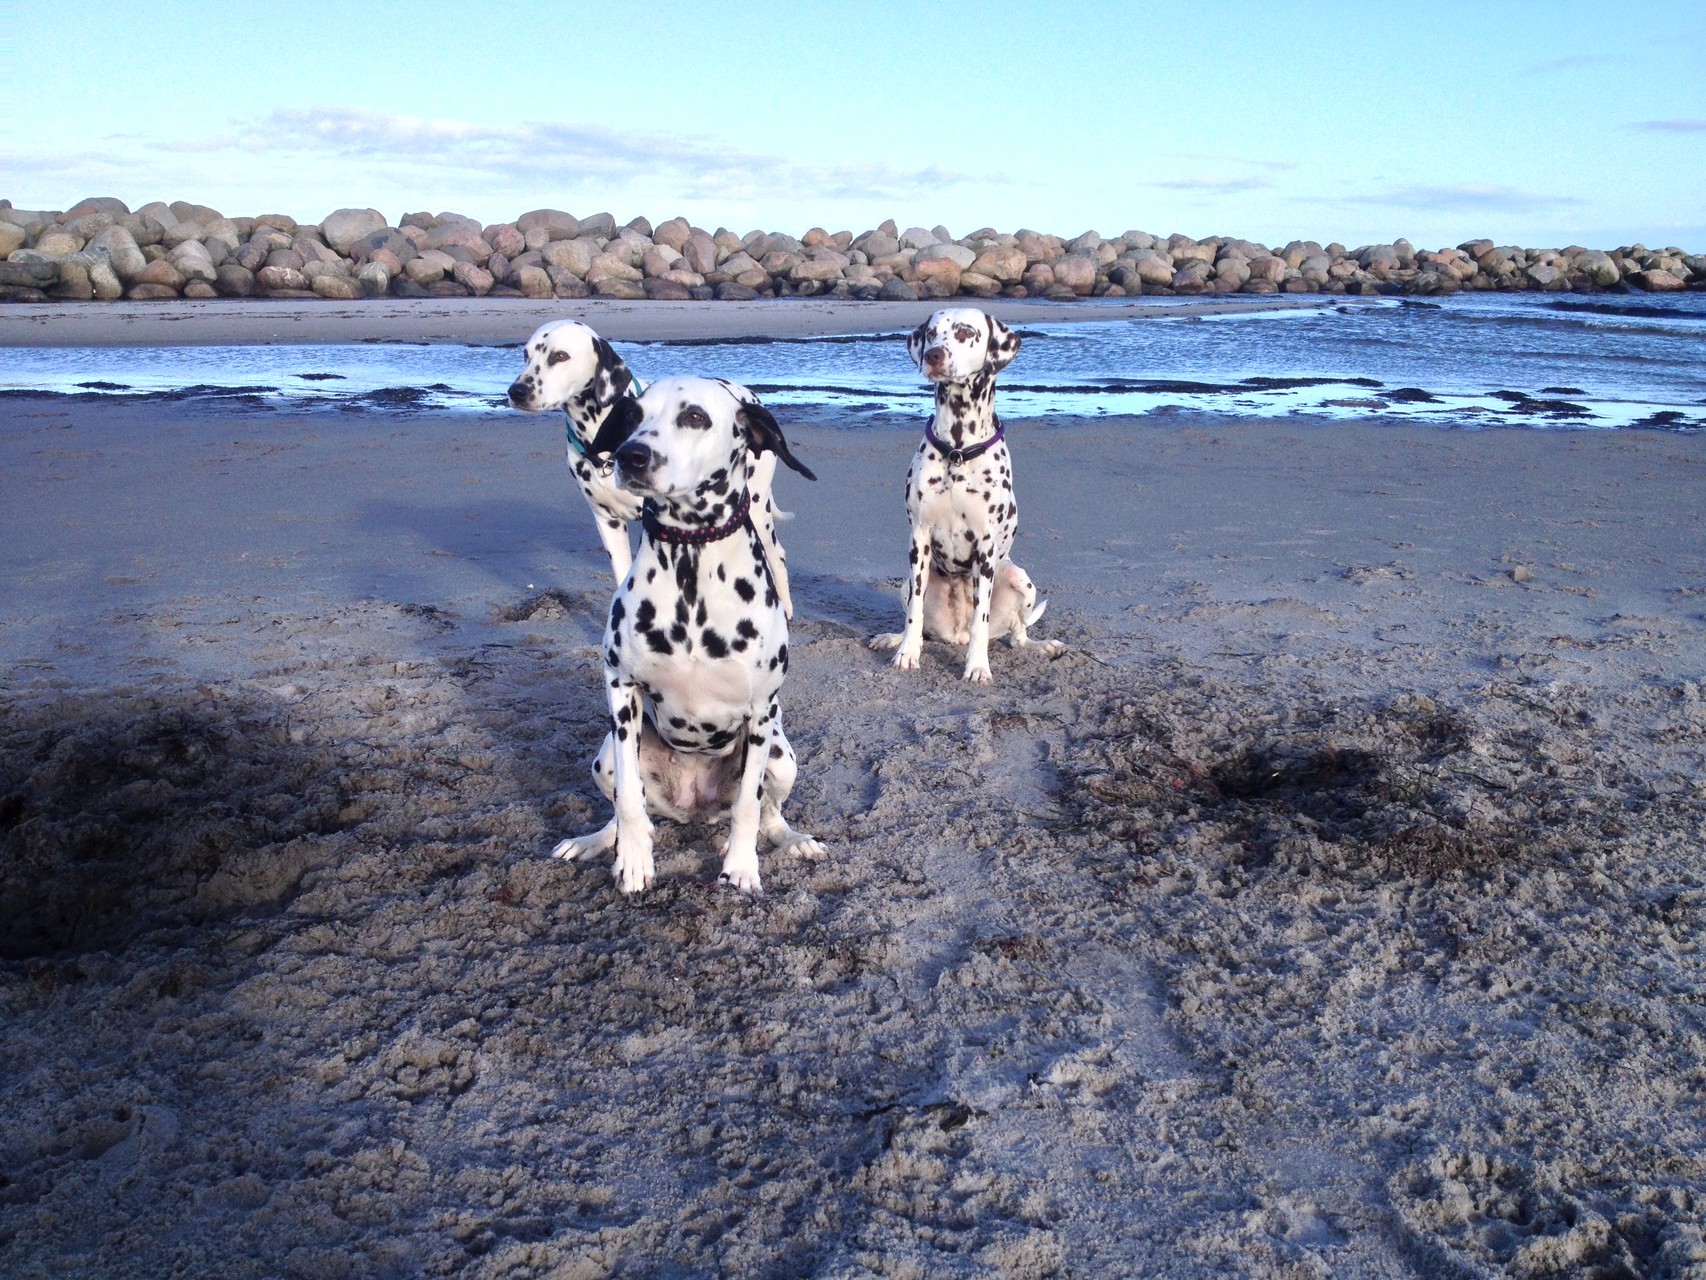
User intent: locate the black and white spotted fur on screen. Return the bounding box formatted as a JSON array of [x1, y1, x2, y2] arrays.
[[549, 377, 821, 894], [871, 307, 1050, 682], [508, 319, 796, 616]]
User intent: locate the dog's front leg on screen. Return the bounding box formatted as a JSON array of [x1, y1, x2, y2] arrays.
[[595, 514, 634, 585], [607, 680, 655, 893], [963, 552, 997, 683], [891, 524, 933, 670], [719, 704, 775, 894]]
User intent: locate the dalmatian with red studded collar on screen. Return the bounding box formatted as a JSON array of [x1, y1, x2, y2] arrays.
[[508, 320, 796, 617], [550, 377, 822, 894], [871, 307, 1051, 682]]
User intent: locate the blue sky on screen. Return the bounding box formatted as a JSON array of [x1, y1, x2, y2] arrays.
[[4, 0, 1703, 249]]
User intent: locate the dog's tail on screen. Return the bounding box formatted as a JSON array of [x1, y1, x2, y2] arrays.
[[1025, 600, 1048, 627]]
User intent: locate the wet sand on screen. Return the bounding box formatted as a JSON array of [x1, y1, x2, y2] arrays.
[[0, 293, 1348, 347], [2, 375, 1704, 1276]]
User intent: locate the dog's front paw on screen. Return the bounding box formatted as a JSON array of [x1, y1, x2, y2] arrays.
[[550, 820, 615, 862], [613, 831, 655, 894], [891, 644, 922, 671], [963, 662, 994, 684], [717, 861, 764, 895], [868, 632, 903, 652]]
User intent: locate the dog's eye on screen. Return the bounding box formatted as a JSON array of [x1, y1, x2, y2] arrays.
[[678, 406, 711, 430], [547, 350, 569, 366]]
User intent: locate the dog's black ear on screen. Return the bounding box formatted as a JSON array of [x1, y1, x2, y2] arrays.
[[590, 336, 634, 407], [739, 401, 816, 481], [588, 394, 644, 459], [982, 314, 1020, 372], [906, 320, 930, 372]]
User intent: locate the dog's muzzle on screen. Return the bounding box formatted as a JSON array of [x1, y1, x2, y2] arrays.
[[506, 380, 533, 408], [612, 439, 656, 489]]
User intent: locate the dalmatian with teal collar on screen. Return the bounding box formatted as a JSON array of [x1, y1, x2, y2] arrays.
[[550, 377, 822, 894], [870, 307, 1052, 682], [508, 320, 796, 616]]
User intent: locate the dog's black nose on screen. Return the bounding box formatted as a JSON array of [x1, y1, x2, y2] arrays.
[[506, 381, 529, 406], [614, 440, 653, 474]]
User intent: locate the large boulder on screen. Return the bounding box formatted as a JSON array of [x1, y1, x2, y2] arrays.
[[653, 218, 692, 251], [585, 253, 642, 285], [355, 261, 390, 297], [577, 211, 617, 239], [256, 264, 309, 291], [50, 260, 95, 300], [915, 242, 975, 271], [790, 255, 846, 283], [540, 237, 597, 277], [59, 196, 130, 222], [1631, 269, 1685, 291], [215, 264, 257, 296], [88, 260, 124, 300], [135, 259, 186, 290], [487, 224, 526, 260], [517, 209, 580, 240], [641, 244, 682, 277], [1574, 251, 1621, 287], [680, 231, 719, 275], [912, 255, 961, 292], [0, 259, 60, 288], [1053, 254, 1098, 294], [31, 229, 85, 259], [516, 265, 554, 299], [969, 244, 1026, 284], [349, 227, 417, 266], [167, 241, 217, 283], [87, 224, 147, 280], [312, 273, 363, 300], [0, 222, 27, 256], [169, 201, 223, 225], [1130, 250, 1175, 288]]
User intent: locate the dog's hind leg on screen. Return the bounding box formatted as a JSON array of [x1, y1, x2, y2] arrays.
[[758, 720, 823, 859], [550, 731, 619, 862]]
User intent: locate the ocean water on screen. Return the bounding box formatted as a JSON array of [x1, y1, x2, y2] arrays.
[[2, 292, 1702, 430]]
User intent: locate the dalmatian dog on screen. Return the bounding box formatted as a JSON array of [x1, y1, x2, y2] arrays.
[[870, 307, 1054, 682], [507, 320, 796, 616], [549, 376, 822, 894]]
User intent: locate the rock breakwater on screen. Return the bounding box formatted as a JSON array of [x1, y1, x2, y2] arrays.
[[3, 196, 1702, 305]]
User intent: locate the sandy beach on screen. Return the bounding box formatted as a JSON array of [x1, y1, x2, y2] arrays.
[[2, 303, 1704, 1278], [0, 293, 1345, 347]]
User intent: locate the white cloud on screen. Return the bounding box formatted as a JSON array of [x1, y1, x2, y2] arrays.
[[1343, 184, 1586, 213], [1147, 175, 1275, 193], [1525, 53, 1618, 74], [165, 106, 986, 205]]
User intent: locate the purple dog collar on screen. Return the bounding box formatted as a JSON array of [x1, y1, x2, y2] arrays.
[[924, 414, 1005, 466], [641, 489, 753, 547]]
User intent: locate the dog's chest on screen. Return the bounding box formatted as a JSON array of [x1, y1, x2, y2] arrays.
[[606, 537, 786, 750], [908, 439, 1018, 567]]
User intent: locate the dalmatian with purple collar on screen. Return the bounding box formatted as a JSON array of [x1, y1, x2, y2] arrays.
[[549, 377, 823, 894], [870, 307, 1057, 682], [507, 319, 795, 617]]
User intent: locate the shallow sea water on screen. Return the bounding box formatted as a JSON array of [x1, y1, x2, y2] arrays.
[[2, 292, 1702, 430]]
